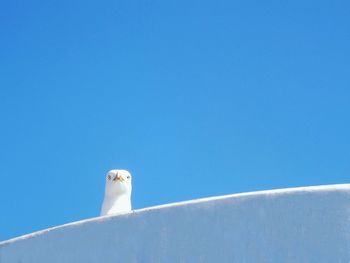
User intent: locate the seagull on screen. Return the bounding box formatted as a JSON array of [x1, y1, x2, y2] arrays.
[[100, 169, 132, 216]]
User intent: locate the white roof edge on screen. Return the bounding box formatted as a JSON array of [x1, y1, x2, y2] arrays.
[[2, 183, 350, 246]]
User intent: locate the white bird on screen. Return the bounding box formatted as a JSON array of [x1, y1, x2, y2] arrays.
[[100, 169, 132, 216]]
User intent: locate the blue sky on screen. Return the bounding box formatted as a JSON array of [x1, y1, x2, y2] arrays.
[[1, 0, 349, 241]]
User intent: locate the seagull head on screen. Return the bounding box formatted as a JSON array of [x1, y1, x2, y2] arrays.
[[105, 169, 132, 197]]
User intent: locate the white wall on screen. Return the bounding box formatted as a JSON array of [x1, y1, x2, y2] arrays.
[[1, 184, 350, 263]]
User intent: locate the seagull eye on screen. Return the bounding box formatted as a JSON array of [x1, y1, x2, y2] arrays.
[[127, 175, 131, 180], [107, 174, 112, 180]]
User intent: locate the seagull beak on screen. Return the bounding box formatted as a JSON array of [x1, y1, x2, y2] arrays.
[[113, 174, 124, 182]]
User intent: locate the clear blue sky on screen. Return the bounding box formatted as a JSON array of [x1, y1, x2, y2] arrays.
[[1, 0, 349, 241]]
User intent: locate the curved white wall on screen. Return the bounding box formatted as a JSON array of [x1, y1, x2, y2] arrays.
[[1, 184, 350, 262]]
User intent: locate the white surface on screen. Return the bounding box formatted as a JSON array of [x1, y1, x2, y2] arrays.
[[100, 169, 132, 216], [1, 184, 350, 263]]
